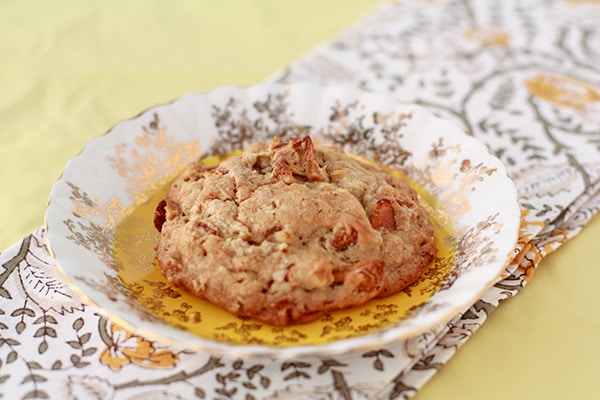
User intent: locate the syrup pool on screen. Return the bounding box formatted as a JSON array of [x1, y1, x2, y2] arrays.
[[112, 154, 455, 347]]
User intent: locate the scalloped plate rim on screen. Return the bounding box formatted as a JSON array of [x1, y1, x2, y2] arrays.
[[45, 82, 521, 359]]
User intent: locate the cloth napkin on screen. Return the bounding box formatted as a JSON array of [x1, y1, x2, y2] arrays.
[[1, 0, 599, 399]]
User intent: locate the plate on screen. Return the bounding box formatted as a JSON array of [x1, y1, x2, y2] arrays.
[[45, 82, 520, 358]]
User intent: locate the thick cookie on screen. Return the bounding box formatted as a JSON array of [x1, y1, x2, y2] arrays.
[[154, 136, 435, 326]]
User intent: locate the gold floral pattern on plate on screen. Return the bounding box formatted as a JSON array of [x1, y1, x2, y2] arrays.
[[45, 83, 520, 358]]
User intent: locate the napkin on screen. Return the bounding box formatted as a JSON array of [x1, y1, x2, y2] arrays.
[[1, 0, 599, 399]]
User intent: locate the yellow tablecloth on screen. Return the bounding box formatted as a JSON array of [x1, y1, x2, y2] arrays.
[[1, 1, 599, 399]]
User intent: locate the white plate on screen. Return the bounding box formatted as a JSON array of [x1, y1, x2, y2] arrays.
[[45, 82, 520, 358]]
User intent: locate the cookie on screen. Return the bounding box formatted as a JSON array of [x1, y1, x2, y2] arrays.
[[154, 136, 435, 326]]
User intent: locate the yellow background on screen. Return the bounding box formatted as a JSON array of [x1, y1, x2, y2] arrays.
[[1, 1, 598, 399]]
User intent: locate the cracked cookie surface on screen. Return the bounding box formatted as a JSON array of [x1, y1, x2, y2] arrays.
[[154, 136, 435, 326]]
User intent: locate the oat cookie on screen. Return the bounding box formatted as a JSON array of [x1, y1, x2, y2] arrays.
[[154, 136, 435, 326]]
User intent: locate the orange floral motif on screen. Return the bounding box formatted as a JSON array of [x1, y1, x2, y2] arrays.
[[526, 72, 600, 109], [514, 227, 570, 283], [538, 228, 571, 256], [513, 243, 542, 282], [464, 26, 510, 47], [518, 208, 546, 245], [99, 323, 179, 370]]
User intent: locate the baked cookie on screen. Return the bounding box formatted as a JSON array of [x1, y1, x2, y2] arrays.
[[154, 136, 435, 326]]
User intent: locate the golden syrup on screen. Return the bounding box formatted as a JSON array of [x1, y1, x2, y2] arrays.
[[113, 154, 455, 346]]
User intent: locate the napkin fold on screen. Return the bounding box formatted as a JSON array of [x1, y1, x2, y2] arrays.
[[1, 0, 599, 399]]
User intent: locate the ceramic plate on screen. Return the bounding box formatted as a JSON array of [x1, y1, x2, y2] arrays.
[[45, 82, 520, 358]]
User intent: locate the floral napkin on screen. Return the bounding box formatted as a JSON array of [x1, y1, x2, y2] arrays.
[[1, 0, 599, 399]]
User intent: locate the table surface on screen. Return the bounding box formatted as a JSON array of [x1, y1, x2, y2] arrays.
[[1, 1, 599, 399]]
